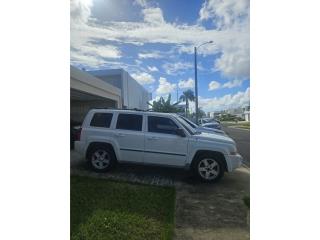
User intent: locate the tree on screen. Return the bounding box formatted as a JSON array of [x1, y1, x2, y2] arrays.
[[147, 94, 180, 113], [179, 89, 195, 116], [191, 107, 206, 121]]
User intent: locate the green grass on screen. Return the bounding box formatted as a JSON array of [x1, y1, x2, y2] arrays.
[[71, 176, 176, 240], [243, 196, 250, 209], [222, 121, 250, 129]]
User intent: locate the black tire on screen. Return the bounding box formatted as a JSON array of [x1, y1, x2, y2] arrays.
[[87, 145, 116, 172], [191, 153, 225, 183]]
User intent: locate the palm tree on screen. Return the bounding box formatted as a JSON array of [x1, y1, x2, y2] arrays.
[[179, 89, 195, 117], [147, 94, 180, 113]]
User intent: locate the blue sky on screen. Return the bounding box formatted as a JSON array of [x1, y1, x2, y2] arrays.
[[71, 0, 250, 112]]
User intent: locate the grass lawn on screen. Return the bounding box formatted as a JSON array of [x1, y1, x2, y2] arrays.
[[71, 176, 176, 240], [222, 121, 250, 129]]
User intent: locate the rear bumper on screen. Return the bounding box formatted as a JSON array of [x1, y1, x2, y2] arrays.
[[74, 141, 85, 156], [225, 153, 243, 172]]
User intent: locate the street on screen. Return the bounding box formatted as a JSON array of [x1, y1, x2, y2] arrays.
[[223, 126, 250, 167]]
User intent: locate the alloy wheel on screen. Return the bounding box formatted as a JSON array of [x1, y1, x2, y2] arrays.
[[91, 149, 110, 169], [198, 158, 220, 180]]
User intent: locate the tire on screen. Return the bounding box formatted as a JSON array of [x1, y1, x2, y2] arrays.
[[87, 145, 116, 172], [192, 153, 225, 183]]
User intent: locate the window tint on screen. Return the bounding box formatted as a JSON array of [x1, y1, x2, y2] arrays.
[[148, 116, 178, 135], [116, 114, 142, 131], [90, 113, 113, 128]]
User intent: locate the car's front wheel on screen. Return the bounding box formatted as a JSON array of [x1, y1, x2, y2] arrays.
[[192, 154, 224, 182], [87, 146, 116, 172]]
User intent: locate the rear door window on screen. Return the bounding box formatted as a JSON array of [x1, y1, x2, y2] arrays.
[[116, 114, 143, 131]]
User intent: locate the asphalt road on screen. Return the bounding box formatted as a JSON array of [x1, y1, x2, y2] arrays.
[[223, 126, 250, 167]]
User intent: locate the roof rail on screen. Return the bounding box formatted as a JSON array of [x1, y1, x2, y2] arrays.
[[90, 107, 149, 112]]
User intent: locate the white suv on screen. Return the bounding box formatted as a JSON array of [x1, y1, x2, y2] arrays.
[[74, 109, 243, 182]]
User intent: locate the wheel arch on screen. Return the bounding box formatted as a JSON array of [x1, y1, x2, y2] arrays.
[[86, 141, 118, 161], [191, 150, 228, 172]]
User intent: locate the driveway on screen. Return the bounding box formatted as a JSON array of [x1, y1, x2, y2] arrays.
[[71, 151, 250, 240], [223, 126, 250, 167], [174, 167, 249, 240]]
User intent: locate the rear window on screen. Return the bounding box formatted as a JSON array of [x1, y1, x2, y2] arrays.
[[90, 113, 113, 128], [116, 114, 143, 131]]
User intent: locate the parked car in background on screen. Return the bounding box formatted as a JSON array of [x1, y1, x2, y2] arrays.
[[177, 115, 225, 135], [201, 122, 222, 130], [199, 118, 222, 130], [74, 109, 242, 182]]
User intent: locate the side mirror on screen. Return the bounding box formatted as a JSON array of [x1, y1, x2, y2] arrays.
[[176, 128, 186, 137]]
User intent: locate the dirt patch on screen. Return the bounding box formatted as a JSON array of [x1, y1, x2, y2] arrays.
[[174, 167, 250, 240]]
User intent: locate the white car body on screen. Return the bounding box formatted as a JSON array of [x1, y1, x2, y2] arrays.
[[75, 109, 242, 181]]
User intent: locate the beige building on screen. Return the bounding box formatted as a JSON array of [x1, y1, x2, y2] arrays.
[[71, 66, 152, 123], [70, 66, 122, 123]]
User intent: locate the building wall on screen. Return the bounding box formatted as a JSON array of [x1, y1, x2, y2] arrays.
[[123, 71, 150, 110], [70, 66, 122, 123], [89, 69, 151, 110], [71, 99, 116, 123], [244, 112, 250, 122]]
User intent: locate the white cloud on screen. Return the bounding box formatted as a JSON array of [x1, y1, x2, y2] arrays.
[[138, 51, 163, 59], [147, 66, 158, 72], [142, 7, 165, 25], [162, 62, 193, 75], [199, 87, 250, 112], [199, 0, 250, 80], [178, 78, 194, 89], [131, 72, 155, 85], [70, 0, 249, 81], [70, 0, 93, 24], [134, 0, 148, 8], [222, 79, 243, 88], [156, 77, 176, 95], [214, 45, 249, 79], [208, 81, 221, 90], [199, 0, 249, 29], [81, 43, 121, 59]]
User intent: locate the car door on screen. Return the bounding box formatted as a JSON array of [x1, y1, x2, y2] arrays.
[[144, 115, 188, 167], [114, 113, 144, 163]]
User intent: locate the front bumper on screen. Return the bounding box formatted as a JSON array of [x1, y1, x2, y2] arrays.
[[226, 153, 243, 172]]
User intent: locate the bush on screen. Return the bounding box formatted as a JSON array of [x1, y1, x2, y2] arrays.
[[243, 196, 250, 209]]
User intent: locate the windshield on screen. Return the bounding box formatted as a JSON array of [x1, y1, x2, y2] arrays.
[[179, 116, 198, 129], [174, 116, 198, 135]]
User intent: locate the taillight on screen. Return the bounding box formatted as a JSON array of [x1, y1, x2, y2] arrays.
[[75, 127, 82, 141]]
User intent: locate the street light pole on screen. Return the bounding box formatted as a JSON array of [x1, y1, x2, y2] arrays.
[[194, 41, 214, 124], [194, 46, 199, 124]]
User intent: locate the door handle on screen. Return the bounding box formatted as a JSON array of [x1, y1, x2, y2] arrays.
[[115, 133, 125, 137], [147, 136, 159, 140]]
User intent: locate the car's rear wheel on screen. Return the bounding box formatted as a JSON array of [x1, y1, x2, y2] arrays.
[[87, 146, 116, 172], [192, 154, 224, 182]]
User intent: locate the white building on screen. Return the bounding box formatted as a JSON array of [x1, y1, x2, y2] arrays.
[[208, 111, 223, 119], [70, 66, 151, 123], [88, 69, 151, 110]]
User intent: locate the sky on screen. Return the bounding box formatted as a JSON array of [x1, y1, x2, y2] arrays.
[[70, 0, 250, 113]]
